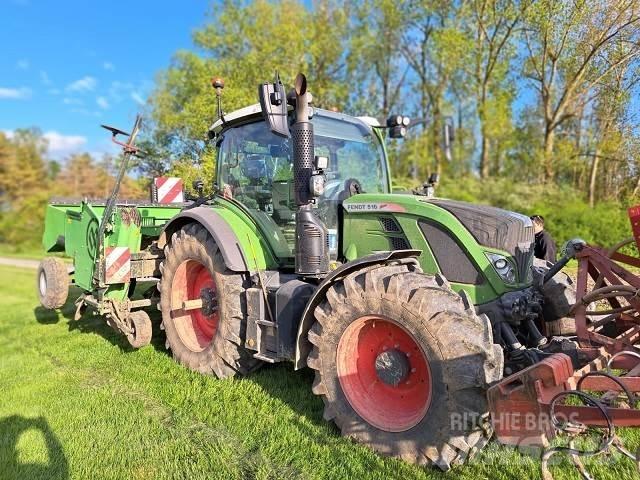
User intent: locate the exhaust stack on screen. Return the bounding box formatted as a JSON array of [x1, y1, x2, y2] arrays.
[[290, 74, 329, 276]]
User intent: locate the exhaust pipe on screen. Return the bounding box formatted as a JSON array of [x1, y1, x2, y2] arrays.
[[291, 74, 329, 276]]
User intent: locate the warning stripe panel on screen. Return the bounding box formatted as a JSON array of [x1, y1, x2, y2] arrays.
[[104, 247, 131, 284], [154, 177, 184, 204]]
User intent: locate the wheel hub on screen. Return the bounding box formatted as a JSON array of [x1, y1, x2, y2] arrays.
[[199, 287, 218, 316], [375, 349, 410, 386], [170, 259, 219, 352], [336, 315, 432, 432]]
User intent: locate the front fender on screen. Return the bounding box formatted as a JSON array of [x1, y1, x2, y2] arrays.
[[293, 249, 421, 370]]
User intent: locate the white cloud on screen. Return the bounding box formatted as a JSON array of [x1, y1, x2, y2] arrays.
[[43, 131, 87, 159], [16, 59, 30, 70], [63, 97, 83, 105], [131, 92, 145, 105], [103, 61, 115, 71], [96, 96, 110, 109], [0, 87, 32, 99], [108, 80, 133, 102], [3, 129, 87, 159], [66, 76, 96, 93], [40, 70, 51, 85], [48, 88, 61, 95], [71, 108, 101, 118]]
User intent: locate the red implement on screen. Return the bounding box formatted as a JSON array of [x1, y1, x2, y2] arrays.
[[488, 206, 640, 473]]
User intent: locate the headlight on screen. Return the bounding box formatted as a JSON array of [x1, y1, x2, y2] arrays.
[[486, 253, 516, 284]]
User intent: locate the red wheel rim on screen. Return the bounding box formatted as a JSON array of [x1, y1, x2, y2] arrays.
[[336, 315, 432, 432], [170, 259, 219, 352]]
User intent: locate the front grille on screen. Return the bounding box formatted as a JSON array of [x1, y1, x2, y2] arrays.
[[419, 220, 484, 285], [514, 243, 534, 283]]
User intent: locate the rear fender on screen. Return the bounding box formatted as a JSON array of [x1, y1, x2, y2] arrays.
[[159, 206, 275, 273], [293, 249, 422, 369]]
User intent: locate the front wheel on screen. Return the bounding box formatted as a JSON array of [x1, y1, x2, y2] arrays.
[[533, 258, 577, 335], [307, 264, 503, 470]]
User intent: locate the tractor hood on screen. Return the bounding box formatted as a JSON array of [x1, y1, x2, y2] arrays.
[[342, 194, 534, 254], [425, 198, 534, 257], [341, 194, 536, 298]]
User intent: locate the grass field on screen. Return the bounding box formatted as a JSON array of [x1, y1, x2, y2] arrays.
[[0, 244, 65, 261], [1, 264, 639, 480]]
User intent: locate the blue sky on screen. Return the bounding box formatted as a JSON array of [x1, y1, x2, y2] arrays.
[[0, 0, 211, 160]]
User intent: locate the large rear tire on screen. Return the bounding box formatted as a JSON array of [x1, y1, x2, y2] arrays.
[[37, 257, 69, 309], [159, 224, 261, 378], [307, 263, 503, 470]]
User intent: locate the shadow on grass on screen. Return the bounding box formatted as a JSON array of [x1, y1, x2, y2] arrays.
[[33, 285, 169, 356], [0, 415, 69, 480], [248, 363, 336, 431]]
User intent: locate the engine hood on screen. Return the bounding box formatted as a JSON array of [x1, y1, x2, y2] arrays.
[[425, 199, 534, 256], [341, 193, 536, 290]]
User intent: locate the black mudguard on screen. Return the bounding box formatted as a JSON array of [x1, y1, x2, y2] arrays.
[[159, 206, 249, 272]]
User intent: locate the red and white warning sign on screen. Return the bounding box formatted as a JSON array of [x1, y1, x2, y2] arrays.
[[153, 177, 184, 204], [104, 246, 131, 284]]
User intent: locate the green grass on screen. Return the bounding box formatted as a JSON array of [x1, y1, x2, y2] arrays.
[[0, 244, 72, 264], [0, 243, 46, 259], [1, 265, 639, 479]]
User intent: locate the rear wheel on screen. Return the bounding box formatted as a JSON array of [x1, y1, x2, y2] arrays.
[[308, 263, 503, 470], [159, 224, 261, 378], [37, 257, 69, 309]]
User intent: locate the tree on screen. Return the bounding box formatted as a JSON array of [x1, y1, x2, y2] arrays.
[[402, 1, 473, 176], [347, 0, 409, 117], [522, 0, 640, 181], [470, 0, 528, 178], [585, 62, 638, 206], [151, 0, 348, 152], [0, 129, 51, 245], [55, 153, 145, 200]]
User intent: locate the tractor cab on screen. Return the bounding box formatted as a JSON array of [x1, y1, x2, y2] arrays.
[[209, 105, 391, 258]]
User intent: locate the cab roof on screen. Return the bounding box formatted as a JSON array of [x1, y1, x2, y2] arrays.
[[208, 104, 380, 135]]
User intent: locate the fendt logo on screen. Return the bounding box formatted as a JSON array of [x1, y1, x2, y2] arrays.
[[344, 203, 406, 213]]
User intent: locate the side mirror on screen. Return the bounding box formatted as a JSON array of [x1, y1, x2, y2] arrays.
[[258, 71, 290, 138]]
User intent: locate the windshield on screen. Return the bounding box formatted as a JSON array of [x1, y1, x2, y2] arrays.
[[217, 110, 389, 256], [312, 113, 389, 194], [218, 112, 389, 195]]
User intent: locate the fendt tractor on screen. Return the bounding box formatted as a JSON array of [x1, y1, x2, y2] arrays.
[[38, 73, 640, 475]]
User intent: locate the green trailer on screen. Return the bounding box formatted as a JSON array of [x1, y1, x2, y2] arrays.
[[37, 73, 576, 470]]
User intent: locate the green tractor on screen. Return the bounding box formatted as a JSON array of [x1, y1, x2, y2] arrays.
[[38, 73, 574, 470]]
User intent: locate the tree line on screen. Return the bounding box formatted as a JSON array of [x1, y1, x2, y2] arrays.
[[147, 0, 640, 209], [0, 130, 144, 246], [2, 0, 639, 249]]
